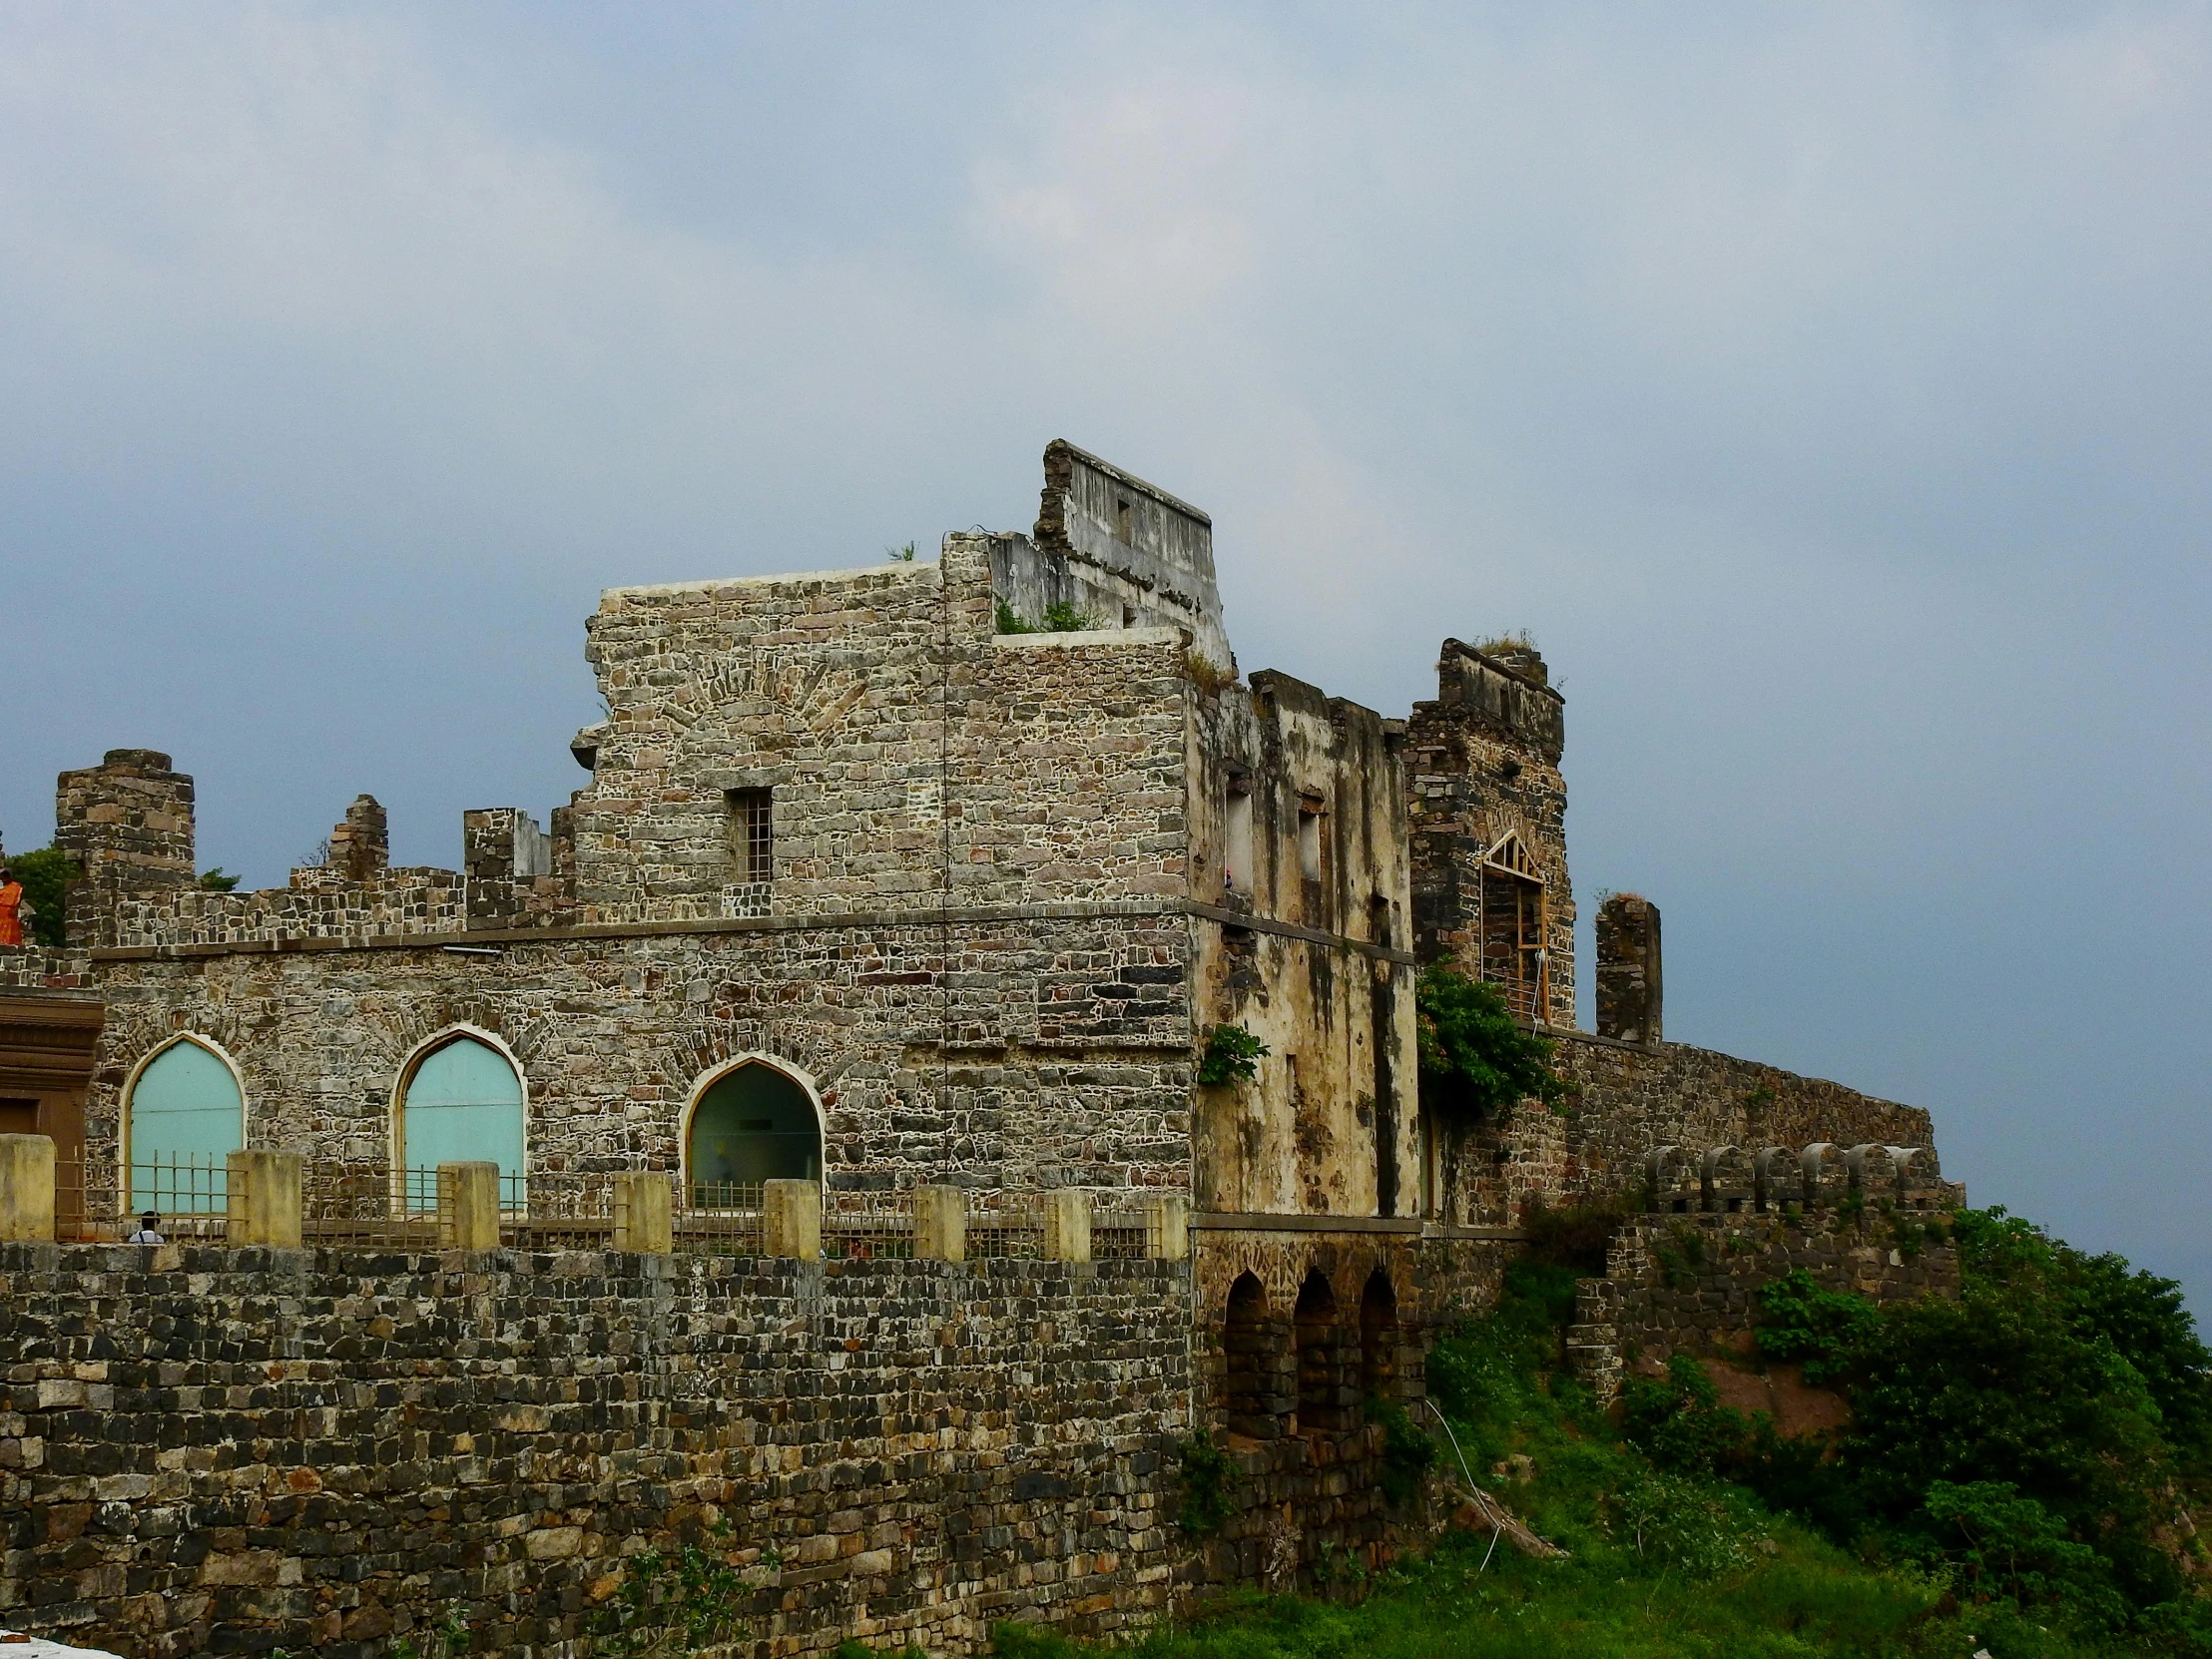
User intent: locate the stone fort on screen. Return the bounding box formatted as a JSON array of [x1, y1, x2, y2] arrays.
[[0, 441, 1949, 1657]]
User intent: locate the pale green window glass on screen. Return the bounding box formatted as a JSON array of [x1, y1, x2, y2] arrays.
[[400, 1037, 525, 1181], [126, 1039, 243, 1212]]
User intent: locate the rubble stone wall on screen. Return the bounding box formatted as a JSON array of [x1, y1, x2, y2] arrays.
[[1552, 1030, 1935, 1206], [77, 914, 1196, 1193], [1568, 1211, 1959, 1403], [0, 1243, 1194, 1659]]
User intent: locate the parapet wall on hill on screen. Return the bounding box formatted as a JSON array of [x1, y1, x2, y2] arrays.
[[1450, 1030, 1939, 1227], [1568, 1211, 1960, 1404], [0, 1245, 1192, 1659]]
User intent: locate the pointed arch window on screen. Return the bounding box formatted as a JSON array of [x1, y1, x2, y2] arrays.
[[397, 1034, 525, 1182], [125, 1037, 245, 1212], [1478, 830, 1549, 1022], [686, 1061, 822, 1205]]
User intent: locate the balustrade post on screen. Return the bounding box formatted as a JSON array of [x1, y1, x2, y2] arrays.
[[914, 1185, 965, 1263], [1043, 1189, 1092, 1264], [225, 1150, 302, 1248], [764, 1178, 822, 1260], [439, 1162, 501, 1252], [0, 1134, 56, 1244], [613, 1171, 673, 1255]]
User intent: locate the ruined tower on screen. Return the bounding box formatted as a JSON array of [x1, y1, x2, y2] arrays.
[[1403, 641, 1574, 1027]]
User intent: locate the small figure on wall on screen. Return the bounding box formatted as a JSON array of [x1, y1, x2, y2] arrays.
[[124, 1211, 164, 1245], [0, 865, 26, 948]]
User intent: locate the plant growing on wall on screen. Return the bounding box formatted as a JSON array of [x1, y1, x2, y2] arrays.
[[1196, 1022, 1268, 1087], [1414, 966, 1564, 1118], [596, 1521, 752, 1659], [1175, 1430, 1241, 1535]]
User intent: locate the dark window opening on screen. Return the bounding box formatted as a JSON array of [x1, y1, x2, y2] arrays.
[[1114, 497, 1134, 541], [1224, 1273, 1288, 1440], [1360, 1269, 1398, 1401], [726, 789, 773, 884], [1294, 1269, 1352, 1433]]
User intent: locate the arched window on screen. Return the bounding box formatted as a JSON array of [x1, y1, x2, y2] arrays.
[[1294, 1269, 1350, 1433], [126, 1037, 245, 1210], [1360, 1269, 1398, 1401], [1224, 1272, 1287, 1441], [398, 1034, 524, 1179], [686, 1061, 822, 1203]]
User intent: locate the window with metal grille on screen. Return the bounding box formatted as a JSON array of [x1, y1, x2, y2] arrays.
[[726, 789, 772, 883]]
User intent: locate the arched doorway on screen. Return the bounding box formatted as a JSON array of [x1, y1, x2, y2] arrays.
[[685, 1060, 822, 1205], [397, 1032, 525, 1180], [124, 1036, 245, 1212]]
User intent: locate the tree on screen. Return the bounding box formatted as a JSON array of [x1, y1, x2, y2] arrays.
[[9, 846, 77, 947], [1414, 965, 1564, 1118]]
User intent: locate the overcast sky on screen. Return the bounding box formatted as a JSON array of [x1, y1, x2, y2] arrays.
[[4, 3, 2207, 1300]]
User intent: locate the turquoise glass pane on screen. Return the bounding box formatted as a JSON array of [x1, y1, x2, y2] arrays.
[[128, 1040, 243, 1212], [401, 1038, 524, 1178], [687, 1064, 821, 1197]]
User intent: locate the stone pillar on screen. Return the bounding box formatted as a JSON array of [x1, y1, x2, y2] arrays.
[[1595, 892, 1663, 1045], [764, 1178, 822, 1260], [225, 1150, 302, 1248], [614, 1171, 673, 1255], [54, 750, 197, 942], [1148, 1192, 1190, 1261], [440, 1161, 501, 1252], [1043, 1189, 1092, 1264], [0, 1134, 56, 1244], [914, 1185, 965, 1262], [326, 796, 390, 881]]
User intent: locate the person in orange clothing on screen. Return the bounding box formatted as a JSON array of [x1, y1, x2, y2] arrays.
[[0, 867, 23, 947]]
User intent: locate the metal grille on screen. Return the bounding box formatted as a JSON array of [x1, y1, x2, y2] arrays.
[[500, 1170, 616, 1250], [968, 1191, 1045, 1260], [1091, 1202, 1154, 1262], [52, 1154, 230, 1243], [824, 1190, 915, 1260], [675, 1181, 766, 1258], [727, 789, 772, 884], [302, 1162, 442, 1250]]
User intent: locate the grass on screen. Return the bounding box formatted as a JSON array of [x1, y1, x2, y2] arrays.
[[985, 1258, 2186, 1659]]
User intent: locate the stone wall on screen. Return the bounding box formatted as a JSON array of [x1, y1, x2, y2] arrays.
[[1567, 1211, 1959, 1404], [1551, 1030, 1935, 1206], [0, 1243, 1193, 1659], [78, 915, 1195, 1194], [1405, 641, 1575, 1028]]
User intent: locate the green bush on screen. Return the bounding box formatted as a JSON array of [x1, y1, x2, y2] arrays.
[[10, 845, 76, 947], [1754, 1269, 1881, 1385], [1413, 967, 1563, 1119], [1196, 1023, 1268, 1087], [1176, 1430, 1241, 1536]]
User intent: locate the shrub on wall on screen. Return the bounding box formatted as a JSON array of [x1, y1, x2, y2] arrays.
[[1414, 966, 1564, 1119]]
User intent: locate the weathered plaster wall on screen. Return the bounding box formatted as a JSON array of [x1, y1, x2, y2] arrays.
[[1185, 671, 1418, 1220]]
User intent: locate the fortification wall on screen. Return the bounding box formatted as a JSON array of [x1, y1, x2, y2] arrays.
[[1553, 1031, 1934, 1203], [1567, 1211, 1958, 1404], [0, 1244, 1192, 1659]]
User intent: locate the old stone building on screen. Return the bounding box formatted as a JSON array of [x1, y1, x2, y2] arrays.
[[0, 440, 1954, 1654]]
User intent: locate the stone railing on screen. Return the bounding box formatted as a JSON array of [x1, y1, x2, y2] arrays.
[[2, 1134, 1190, 1264]]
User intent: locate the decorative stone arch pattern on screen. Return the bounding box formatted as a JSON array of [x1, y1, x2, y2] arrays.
[[1192, 1232, 1509, 1440], [678, 1051, 829, 1199], [117, 1031, 249, 1210]]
